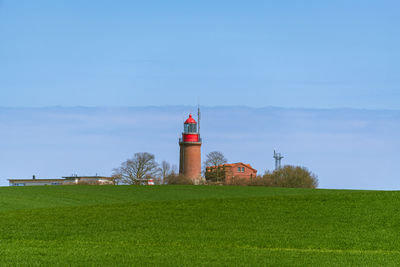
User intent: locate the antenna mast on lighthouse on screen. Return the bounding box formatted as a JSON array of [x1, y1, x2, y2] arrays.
[[197, 104, 201, 137]]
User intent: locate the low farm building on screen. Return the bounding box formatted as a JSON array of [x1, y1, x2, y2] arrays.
[[9, 176, 114, 186], [206, 162, 257, 183]]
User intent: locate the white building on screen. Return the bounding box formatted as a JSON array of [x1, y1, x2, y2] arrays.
[[9, 176, 114, 186]]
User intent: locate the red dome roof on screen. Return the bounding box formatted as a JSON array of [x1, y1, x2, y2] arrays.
[[184, 114, 197, 124]]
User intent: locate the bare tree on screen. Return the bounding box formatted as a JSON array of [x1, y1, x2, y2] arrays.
[[171, 164, 177, 174], [112, 173, 122, 185], [113, 152, 160, 185], [204, 151, 228, 167], [203, 151, 228, 180], [160, 161, 179, 184], [160, 160, 171, 184]]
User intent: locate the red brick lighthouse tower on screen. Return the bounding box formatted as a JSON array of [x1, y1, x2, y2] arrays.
[[179, 113, 202, 183]]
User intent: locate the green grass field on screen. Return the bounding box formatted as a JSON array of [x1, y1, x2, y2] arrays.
[[0, 185, 399, 266]]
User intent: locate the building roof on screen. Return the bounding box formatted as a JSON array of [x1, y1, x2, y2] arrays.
[[206, 162, 258, 172], [63, 176, 113, 180], [9, 176, 114, 182], [8, 179, 66, 182], [184, 114, 197, 124]]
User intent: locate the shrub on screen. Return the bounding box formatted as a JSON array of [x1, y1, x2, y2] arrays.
[[76, 180, 102, 185], [225, 177, 250, 186], [205, 166, 226, 182], [222, 166, 318, 188], [225, 176, 271, 186], [248, 176, 272, 186], [265, 165, 318, 188], [164, 174, 194, 185], [164, 165, 318, 188]]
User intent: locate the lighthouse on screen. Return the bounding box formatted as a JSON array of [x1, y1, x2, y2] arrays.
[[179, 114, 202, 183]]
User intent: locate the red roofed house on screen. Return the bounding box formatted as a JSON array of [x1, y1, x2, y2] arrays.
[[206, 162, 257, 184]]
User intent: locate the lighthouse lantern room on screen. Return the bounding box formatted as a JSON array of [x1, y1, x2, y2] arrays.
[[179, 114, 202, 183], [182, 114, 199, 142]]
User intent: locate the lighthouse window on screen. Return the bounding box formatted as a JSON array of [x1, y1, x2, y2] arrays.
[[184, 123, 197, 133]]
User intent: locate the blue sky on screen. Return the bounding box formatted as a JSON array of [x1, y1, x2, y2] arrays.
[[1, 0, 399, 108], [0, 2, 399, 189]]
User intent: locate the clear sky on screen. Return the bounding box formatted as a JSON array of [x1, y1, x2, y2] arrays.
[[0, 0, 399, 109]]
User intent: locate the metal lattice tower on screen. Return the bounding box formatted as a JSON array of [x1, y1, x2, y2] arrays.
[[273, 150, 284, 170]]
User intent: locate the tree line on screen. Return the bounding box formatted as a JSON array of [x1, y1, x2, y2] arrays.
[[112, 151, 318, 188]]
